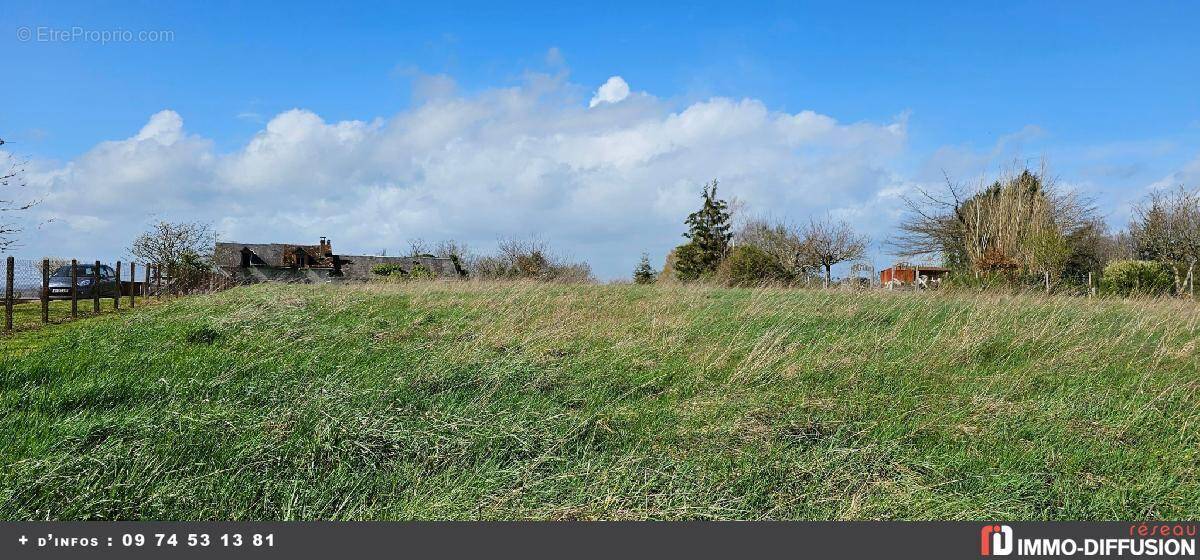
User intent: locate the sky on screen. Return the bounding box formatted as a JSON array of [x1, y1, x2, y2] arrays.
[[2, 0, 1199, 279]]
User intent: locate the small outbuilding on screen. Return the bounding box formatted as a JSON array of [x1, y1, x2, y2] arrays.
[[880, 264, 951, 289]]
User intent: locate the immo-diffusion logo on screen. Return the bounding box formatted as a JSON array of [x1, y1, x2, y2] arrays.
[[982, 525, 1014, 556], [979, 524, 1197, 557]]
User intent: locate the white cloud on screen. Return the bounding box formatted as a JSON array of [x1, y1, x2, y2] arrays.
[[134, 110, 185, 143], [20, 73, 913, 277], [30, 109, 214, 212], [1148, 152, 1200, 191], [411, 73, 458, 102], [589, 76, 631, 108]]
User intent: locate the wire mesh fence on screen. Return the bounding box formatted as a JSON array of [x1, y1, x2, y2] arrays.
[[3, 255, 237, 332]]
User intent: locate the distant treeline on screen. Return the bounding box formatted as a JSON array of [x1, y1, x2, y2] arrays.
[[642, 170, 1198, 298]]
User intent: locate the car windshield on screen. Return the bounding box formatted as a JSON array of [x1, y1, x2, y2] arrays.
[[51, 265, 99, 277]]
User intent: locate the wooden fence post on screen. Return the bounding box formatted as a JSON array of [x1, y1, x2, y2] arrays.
[[92, 260, 101, 313], [70, 259, 78, 319], [129, 262, 136, 308], [41, 259, 49, 323], [4, 256, 13, 332], [155, 265, 162, 300], [114, 261, 121, 310], [144, 263, 150, 300]]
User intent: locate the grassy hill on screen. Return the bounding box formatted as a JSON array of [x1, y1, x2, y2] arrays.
[[1, 282, 1198, 520]]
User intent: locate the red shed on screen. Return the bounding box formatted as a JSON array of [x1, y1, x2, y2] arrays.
[[880, 264, 951, 287]]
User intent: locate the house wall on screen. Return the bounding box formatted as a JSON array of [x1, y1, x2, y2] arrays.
[[218, 266, 338, 285], [216, 255, 461, 285], [336, 255, 460, 280]]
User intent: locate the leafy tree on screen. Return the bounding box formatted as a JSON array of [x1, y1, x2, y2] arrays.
[[671, 242, 705, 282], [674, 180, 732, 281], [632, 253, 657, 284], [1063, 219, 1128, 280], [1100, 260, 1174, 297], [717, 245, 788, 287], [1024, 229, 1071, 293]]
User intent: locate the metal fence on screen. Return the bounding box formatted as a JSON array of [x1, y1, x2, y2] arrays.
[[1, 256, 225, 332]]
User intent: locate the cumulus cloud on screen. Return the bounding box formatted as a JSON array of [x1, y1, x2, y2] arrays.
[[21, 73, 912, 277], [589, 76, 631, 108]]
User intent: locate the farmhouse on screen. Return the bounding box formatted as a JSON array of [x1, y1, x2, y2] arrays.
[[213, 237, 463, 283], [880, 263, 950, 289]]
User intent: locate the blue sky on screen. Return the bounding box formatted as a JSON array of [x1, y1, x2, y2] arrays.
[[3, 1, 1200, 278]]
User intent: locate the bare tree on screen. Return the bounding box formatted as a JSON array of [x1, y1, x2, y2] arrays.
[[800, 217, 868, 287], [130, 220, 217, 268], [129, 220, 217, 291], [433, 239, 471, 261], [0, 138, 37, 251], [1130, 185, 1200, 296], [726, 195, 749, 234], [406, 237, 429, 257], [889, 173, 970, 265]]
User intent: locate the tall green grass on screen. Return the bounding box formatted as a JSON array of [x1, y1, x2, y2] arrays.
[[1, 282, 1197, 519]]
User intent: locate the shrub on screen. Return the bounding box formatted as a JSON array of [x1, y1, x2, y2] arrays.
[[672, 242, 705, 282], [371, 263, 437, 281], [717, 245, 789, 287], [371, 263, 407, 277], [471, 238, 593, 283], [409, 263, 435, 280], [1100, 260, 1174, 297]]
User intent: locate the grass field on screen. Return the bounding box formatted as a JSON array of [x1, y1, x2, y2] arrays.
[[1, 282, 1198, 520], [1, 297, 162, 355]]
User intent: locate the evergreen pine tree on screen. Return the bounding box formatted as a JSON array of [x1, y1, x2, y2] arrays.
[[633, 252, 657, 284], [674, 180, 732, 281]]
